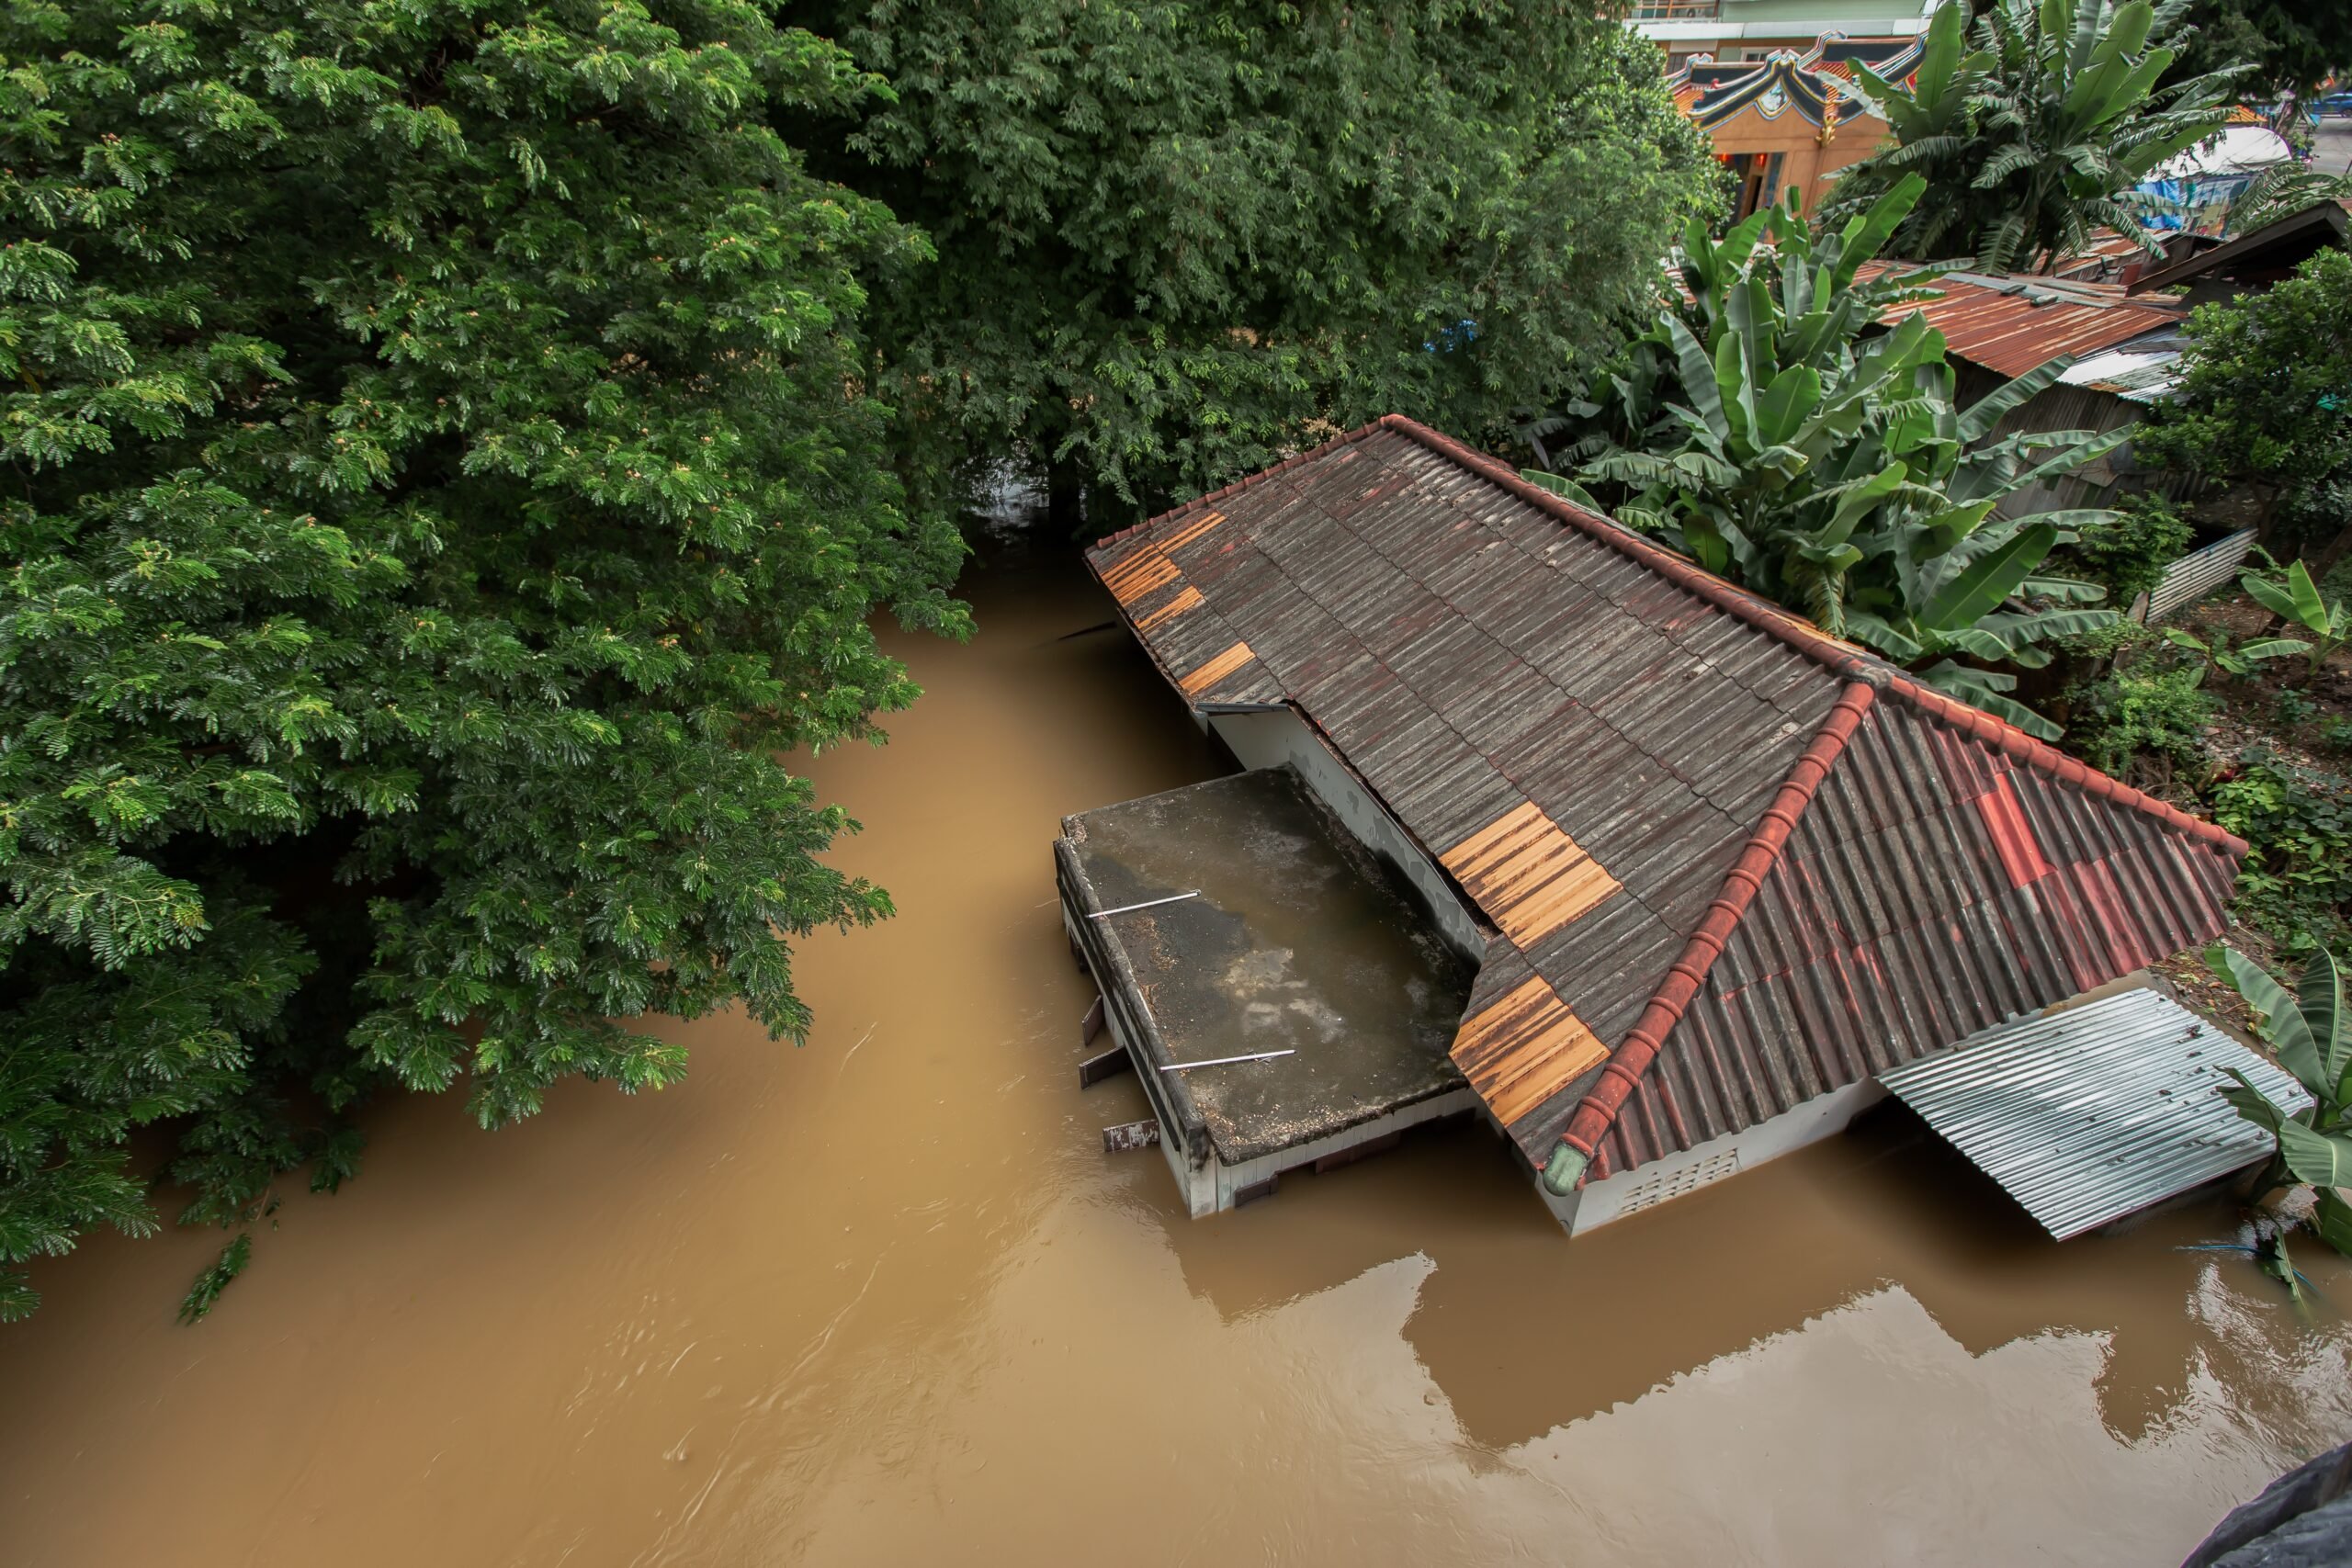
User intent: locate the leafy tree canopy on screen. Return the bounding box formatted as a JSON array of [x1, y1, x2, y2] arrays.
[[1826, 0, 2236, 270], [2171, 0, 2352, 101], [2133, 248, 2352, 558], [808, 0, 1723, 527], [0, 0, 966, 1319]]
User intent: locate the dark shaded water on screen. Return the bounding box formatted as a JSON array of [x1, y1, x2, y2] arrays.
[[3, 542, 2348, 1565]]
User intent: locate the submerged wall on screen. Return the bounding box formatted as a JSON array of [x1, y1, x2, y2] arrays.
[[1205, 706, 1483, 959], [1535, 1078, 1888, 1235]]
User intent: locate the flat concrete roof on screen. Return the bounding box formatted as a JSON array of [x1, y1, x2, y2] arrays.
[[1057, 766, 1473, 1165]]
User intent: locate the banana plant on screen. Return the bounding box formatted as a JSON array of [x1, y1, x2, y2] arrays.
[[2160, 625, 2310, 680], [2211, 943, 2352, 1258], [2241, 560, 2349, 681], [1822, 0, 2238, 269], [1523, 175, 2124, 738]]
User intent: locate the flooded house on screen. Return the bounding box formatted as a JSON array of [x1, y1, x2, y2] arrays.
[[1058, 416, 2282, 1238]]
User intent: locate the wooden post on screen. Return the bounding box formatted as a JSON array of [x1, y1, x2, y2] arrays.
[[1080, 994, 1105, 1046], [1234, 1173, 1280, 1208], [1079, 1044, 1133, 1088]]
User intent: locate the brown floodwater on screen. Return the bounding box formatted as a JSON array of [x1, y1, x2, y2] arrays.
[[6, 539, 2352, 1566]]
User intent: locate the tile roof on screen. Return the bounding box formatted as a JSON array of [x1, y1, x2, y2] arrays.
[[1086, 417, 2244, 1181], [1668, 36, 1923, 132], [1864, 265, 2189, 378]]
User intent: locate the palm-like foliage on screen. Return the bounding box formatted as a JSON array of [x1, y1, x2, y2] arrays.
[[1824, 0, 2238, 269], [2242, 560, 2350, 680], [2211, 943, 2352, 1257], [2227, 161, 2352, 234], [1522, 176, 2123, 739]]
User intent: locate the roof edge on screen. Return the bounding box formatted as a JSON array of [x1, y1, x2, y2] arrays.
[[1885, 671, 2246, 859], [1558, 681, 1879, 1168], [2125, 201, 2350, 296]]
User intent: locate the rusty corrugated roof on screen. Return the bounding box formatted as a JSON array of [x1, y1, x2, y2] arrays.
[[1864, 265, 2188, 378], [1086, 417, 2243, 1180], [2050, 227, 2160, 283]]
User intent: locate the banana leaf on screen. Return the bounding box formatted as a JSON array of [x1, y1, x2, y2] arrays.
[[1913, 656, 2060, 728], [2220, 1066, 2290, 1139], [2208, 943, 2324, 1093], [1713, 329, 1754, 447], [2278, 1120, 2352, 1190], [1919, 524, 2056, 631], [1845, 610, 1924, 660], [1516, 468, 1603, 513], [1662, 317, 1728, 446], [2238, 638, 2315, 663], [1755, 365, 1822, 450], [2302, 950, 2348, 1111], [1831, 173, 1928, 295], [2315, 1188, 2352, 1258]]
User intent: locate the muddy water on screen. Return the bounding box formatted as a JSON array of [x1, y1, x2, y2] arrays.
[[6, 543, 2352, 1567]]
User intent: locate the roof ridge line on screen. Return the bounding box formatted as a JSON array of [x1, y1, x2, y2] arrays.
[[1370, 414, 2245, 858], [1552, 681, 1879, 1181]]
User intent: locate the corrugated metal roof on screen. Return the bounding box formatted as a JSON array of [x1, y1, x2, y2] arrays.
[[1086, 417, 2245, 1179], [1862, 266, 2188, 378], [2050, 228, 2160, 283], [2055, 333, 2184, 404], [1877, 987, 2309, 1239]]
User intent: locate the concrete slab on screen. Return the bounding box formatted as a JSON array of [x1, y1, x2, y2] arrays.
[[1057, 767, 1473, 1174]]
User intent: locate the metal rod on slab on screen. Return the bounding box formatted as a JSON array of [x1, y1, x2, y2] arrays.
[[1158, 1049, 1295, 1071], [1087, 891, 1200, 919]]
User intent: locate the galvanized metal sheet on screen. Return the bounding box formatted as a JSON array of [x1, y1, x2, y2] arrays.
[[1877, 987, 2310, 1239], [2148, 530, 2259, 622]]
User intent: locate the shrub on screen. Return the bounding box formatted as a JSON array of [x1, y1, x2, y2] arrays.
[[2213, 750, 2352, 959], [2069, 492, 2194, 604], [2135, 250, 2352, 560], [2064, 661, 2218, 780]]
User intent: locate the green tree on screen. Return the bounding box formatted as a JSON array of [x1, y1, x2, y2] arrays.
[[1522, 179, 2122, 738], [2171, 0, 2352, 101], [0, 0, 966, 1320], [1825, 0, 2235, 269], [2135, 250, 2352, 561], [809, 0, 1722, 529]]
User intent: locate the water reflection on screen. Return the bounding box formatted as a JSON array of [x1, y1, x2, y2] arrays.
[[1146, 1098, 2352, 1454]]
